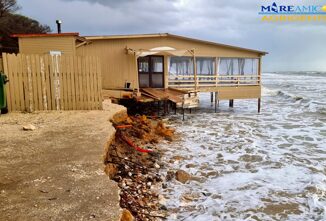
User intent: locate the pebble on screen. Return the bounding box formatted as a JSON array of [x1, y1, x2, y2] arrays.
[[175, 170, 191, 184]]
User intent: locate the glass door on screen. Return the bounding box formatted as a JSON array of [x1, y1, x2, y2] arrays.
[[138, 55, 164, 88], [138, 56, 150, 88]]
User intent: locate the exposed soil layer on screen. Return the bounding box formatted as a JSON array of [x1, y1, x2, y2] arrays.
[[105, 114, 174, 221]]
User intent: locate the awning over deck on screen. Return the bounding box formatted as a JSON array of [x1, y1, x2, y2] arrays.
[[126, 46, 193, 57]]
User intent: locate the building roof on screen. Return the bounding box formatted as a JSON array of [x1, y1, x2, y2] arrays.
[[11, 33, 80, 38], [84, 33, 268, 55]]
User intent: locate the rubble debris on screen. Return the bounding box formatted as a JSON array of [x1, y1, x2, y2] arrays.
[[120, 209, 135, 221], [106, 115, 174, 221]]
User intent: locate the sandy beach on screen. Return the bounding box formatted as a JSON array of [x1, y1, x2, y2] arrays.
[[0, 103, 125, 221]]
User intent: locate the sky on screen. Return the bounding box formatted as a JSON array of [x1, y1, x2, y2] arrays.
[[16, 0, 326, 72]]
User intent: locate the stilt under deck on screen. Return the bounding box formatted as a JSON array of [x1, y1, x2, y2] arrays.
[[137, 84, 261, 121]]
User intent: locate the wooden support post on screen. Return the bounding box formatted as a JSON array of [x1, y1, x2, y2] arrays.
[[174, 103, 177, 114], [214, 92, 218, 113], [189, 108, 192, 114], [258, 98, 261, 113], [210, 92, 213, 103], [134, 53, 140, 94], [229, 99, 234, 108], [163, 100, 165, 115], [192, 50, 198, 91], [182, 108, 185, 121], [167, 101, 170, 113]]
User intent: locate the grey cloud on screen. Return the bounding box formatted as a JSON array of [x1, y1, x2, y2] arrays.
[[16, 0, 326, 71]]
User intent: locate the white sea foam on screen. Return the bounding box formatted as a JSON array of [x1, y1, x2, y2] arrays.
[[161, 72, 326, 221], [262, 86, 279, 97]]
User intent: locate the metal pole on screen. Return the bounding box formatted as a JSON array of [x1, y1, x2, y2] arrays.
[[56, 20, 62, 33]]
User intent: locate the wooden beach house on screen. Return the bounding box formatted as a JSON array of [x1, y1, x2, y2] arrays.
[[11, 32, 267, 112]]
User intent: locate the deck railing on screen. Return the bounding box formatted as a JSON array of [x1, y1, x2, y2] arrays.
[[168, 74, 260, 89]]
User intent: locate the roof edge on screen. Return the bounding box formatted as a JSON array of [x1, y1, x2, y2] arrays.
[[83, 33, 267, 55], [11, 33, 80, 38], [167, 33, 268, 55], [84, 33, 168, 40]]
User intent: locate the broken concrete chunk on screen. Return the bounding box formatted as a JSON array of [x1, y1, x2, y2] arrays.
[[22, 124, 36, 131]]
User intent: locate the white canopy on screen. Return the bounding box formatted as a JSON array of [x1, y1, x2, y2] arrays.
[[127, 46, 192, 57]]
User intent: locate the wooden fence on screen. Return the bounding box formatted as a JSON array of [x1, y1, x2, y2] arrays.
[[2, 53, 102, 112]]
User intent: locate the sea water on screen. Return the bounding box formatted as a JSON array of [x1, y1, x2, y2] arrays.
[[161, 72, 326, 221]]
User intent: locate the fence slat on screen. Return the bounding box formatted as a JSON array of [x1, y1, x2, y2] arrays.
[[85, 56, 90, 110], [96, 57, 102, 109], [63, 56, 69, 110], [66, 56, 72, 110], [11, 54, 20, 111], [31, 55, 39, 111], [16, 54, 25, 111], [73, 56, 78, 109], [89, 57, 95, 110], [69, 56, 75, 110], [81, 57, 86, 110], [78, 56, 84, 110], [2, 53, 12, 111], [58, 56, 64, 110], [9, 54, 18, 111], [44, 55, 52, 110], [40, 56, 48, 110], [26, 55, 34, 112], [35, 54, 44, 110], [21, 54, 29, 111]]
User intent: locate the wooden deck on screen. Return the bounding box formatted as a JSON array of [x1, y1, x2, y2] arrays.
[[141, 88, 186, 105], [140, 88, 199, 109]]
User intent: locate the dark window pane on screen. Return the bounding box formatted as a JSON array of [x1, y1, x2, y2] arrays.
[[139, 73, 149, 87], [152, 74, 163, 88], [138, 57, 149, 72], [151, 57, 163, 72]]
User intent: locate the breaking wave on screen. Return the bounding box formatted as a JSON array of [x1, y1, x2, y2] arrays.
[[277, 90, 304, 101]]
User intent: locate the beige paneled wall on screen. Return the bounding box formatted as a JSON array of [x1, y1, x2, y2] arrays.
[[77, 36, 261, 90]]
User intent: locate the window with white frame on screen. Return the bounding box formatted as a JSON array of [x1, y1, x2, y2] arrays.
[[219, 58, 258, 75], [168, 56, 193, 76], [196, 57, 215, 75], [168, 56, 216, 76]]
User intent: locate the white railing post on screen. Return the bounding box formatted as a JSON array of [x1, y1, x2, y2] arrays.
[[192, 50, 198, 90], [215, 57, 219, 86]]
